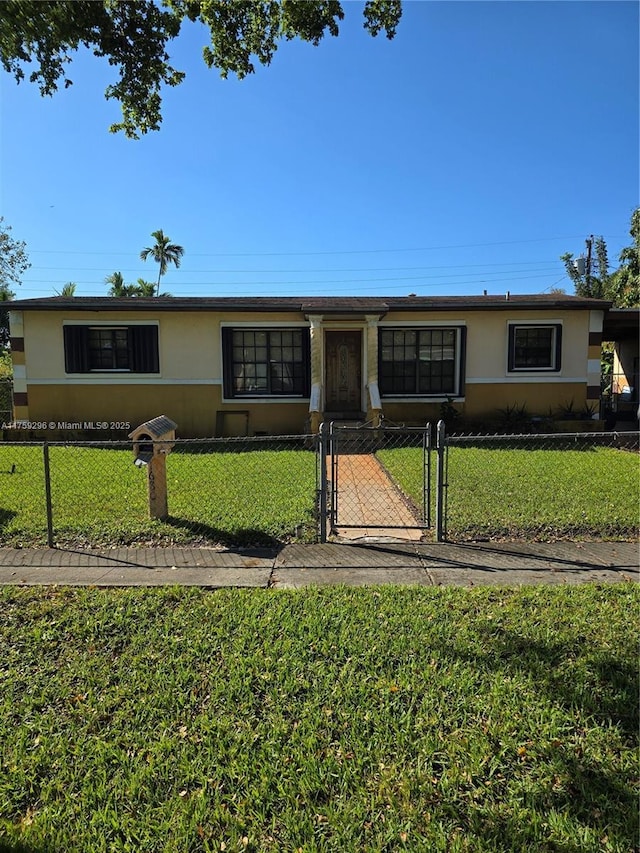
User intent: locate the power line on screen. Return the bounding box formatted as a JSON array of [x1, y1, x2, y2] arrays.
[[26, 234, 624, 258], [19, 271, 561, 287], [26, 261, 562, 274], [15, 272, 563, 294]]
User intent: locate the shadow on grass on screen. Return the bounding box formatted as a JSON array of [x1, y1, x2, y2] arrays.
[[479, 625, 638, 738], [442, 749, 637, 852], [0, 842, 48, 853], [426, 623, 639, 848], [164, 515, 285, 549], [0, 508, 16, 530]]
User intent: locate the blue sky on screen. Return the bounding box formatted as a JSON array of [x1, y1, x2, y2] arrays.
[[1, 0, 638, 300]]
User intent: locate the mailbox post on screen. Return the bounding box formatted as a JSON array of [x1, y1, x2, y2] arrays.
[[129, 416, 177, 520]]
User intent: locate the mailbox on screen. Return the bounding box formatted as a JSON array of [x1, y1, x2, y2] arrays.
[[128, 415, 177, 466], [128, 416, 177, 520]]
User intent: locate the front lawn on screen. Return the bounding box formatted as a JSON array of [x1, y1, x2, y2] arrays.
[[1, 441, 637, 546], [0, 444, 318, 547], [0, 585, 637, 852], [378, 445, 639, 540]]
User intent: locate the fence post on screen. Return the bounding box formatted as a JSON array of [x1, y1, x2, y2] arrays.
[[435, 420, 446, 542], [424, 422, 431, 529], [42, 442, 54, 548], [319, 422, 328, 543]]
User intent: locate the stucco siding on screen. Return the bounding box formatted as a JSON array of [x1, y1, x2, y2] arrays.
[[381, 309, 589, 380], [463, 310, 587, 380], [25, 383, 309, 437], [382, 381, 588, 424], [22, 310, 309, 381]]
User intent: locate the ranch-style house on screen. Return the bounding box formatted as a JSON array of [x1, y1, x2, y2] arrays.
[[7, 293, 617, 437]]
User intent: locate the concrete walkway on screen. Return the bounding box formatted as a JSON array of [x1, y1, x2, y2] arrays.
[[331, 453, 423, 541], [0, 540, 636, 588]]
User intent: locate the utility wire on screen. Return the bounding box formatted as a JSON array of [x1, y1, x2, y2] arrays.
[[27, 234, 627, 258], [27, 261, 562, 274], [17, 272, 563, 294]]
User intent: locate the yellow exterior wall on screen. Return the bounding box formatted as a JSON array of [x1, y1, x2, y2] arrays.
[[21, 310, 305, 380], [382, 308, 590, 380], [15, 306, 596, 436], [19, 310, 312, 436], [26, 384, 309, 437], [381, 382, 588, 424]]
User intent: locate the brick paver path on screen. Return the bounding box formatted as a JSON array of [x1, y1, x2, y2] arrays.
[[332, 453, 423, 541]]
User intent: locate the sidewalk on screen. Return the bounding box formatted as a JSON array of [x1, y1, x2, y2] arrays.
[[0, 540, 636, 588]]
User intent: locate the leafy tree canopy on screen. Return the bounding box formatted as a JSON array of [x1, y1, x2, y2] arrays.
[[105, 271, 172, 297], [0, 217, 30, 295], [0, 218, 30, 349], [54, 281, 77, 296], [1, 1, 403, 138], [609, 208, 639, 307], [560, 208, 640, 307]]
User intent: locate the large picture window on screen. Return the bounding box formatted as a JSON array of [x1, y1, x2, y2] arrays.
[[64, 325, 159, 373], [508, 324, 561, 371], [379, 327, 464, 396], [222, 328, 310, 398]]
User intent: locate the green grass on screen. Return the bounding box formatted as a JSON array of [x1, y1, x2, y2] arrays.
[[1, 443, 637, 546], [0, 446, 318, 547], [0, 585, 637, 852], [378, 446, 639, 540]]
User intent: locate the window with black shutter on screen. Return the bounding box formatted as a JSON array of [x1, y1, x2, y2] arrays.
[[63, 325, 159, 373]]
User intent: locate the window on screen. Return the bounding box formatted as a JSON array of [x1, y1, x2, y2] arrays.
[[379, 327, 464, 396], [222, 328, 310, 397], [87, 328, 130, 370], [508, 324, 561, 371], [64, 325, 159, 373]]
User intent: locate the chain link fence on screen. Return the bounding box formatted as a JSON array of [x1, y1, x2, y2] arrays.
[[0, 436, 320, 548], [0, 427, 636, 548], [441, 430, 639, 542]]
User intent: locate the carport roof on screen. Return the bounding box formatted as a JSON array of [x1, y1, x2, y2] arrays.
[[602, 308, 640, 342]]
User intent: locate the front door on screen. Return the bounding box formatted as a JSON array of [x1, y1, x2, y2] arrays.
[[325, 330, 362, 413]]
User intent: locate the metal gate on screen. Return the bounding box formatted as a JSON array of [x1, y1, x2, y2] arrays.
[[319, 422, 432, 539]]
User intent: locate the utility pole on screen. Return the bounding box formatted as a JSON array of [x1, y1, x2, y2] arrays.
[[585, 235, 593, 296]]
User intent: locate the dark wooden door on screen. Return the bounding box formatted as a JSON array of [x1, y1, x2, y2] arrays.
[[325, 331, 362, 412]]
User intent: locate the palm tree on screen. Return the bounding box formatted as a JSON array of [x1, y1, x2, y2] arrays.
[[105, 271, 135, 297], [133, 279, 157, 297], [140, 229, 184, 296], [54, 282, 76, 296], [132, 278, 172, 297]]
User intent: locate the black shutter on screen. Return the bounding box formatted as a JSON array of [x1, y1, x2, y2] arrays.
[[554, 324, 562, 371], [63, 325, 89, 373], [130, 326, 159, 373], [458, 326, 467, 394], [507, 325, 516, 372], [221, 327, 234, 398], [301, 327, 311, 397]]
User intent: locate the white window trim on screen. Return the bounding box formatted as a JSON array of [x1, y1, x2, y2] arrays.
[[62, 320, 160, 326], [506, 320, 563, 374]]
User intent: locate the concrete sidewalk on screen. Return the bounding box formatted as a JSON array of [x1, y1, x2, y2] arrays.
[[0, 540, 636, 588]]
